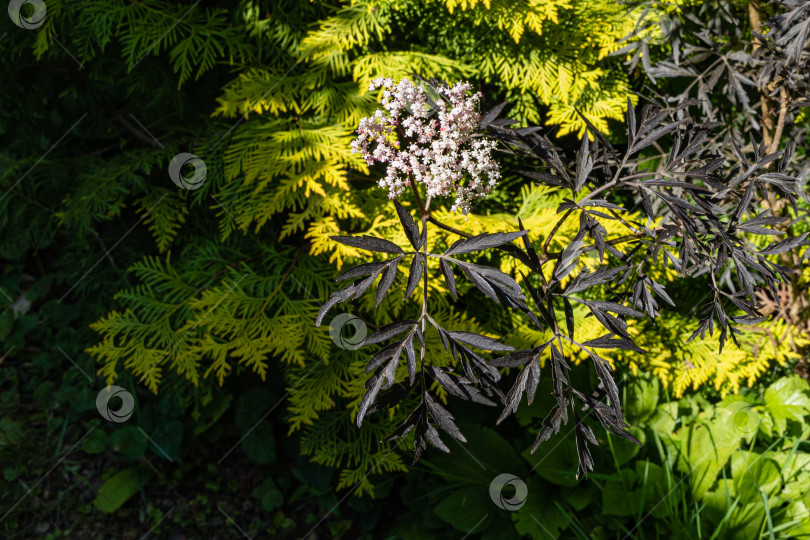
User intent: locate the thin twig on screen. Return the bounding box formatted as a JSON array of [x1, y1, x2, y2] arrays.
[[427, 216, 471, 238], [768, 87, 789, 154]]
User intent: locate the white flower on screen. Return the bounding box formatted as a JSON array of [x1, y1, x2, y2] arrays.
[[351, 77, 500, 215]]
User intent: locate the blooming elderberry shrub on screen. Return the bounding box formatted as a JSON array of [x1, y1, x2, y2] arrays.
[[351, 76, 500, 215]]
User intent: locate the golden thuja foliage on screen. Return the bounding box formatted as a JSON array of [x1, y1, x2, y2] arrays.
[[70, 0, 798, 492]]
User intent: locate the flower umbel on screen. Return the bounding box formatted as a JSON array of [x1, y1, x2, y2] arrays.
[[351, 77, 500, 215]]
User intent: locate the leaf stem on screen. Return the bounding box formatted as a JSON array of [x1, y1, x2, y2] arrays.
[[419, 194, 430, 401], [427, 216, 471, 238], [410, 179, 428, 219]]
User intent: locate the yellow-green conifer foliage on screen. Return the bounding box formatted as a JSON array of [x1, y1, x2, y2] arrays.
[[66, 0, 800, 493]]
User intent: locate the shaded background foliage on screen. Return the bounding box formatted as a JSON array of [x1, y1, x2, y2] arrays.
[[1, 0, 809, 538]]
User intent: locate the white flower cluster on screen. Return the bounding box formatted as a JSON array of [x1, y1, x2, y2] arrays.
[[350, 77, 500, 215]]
